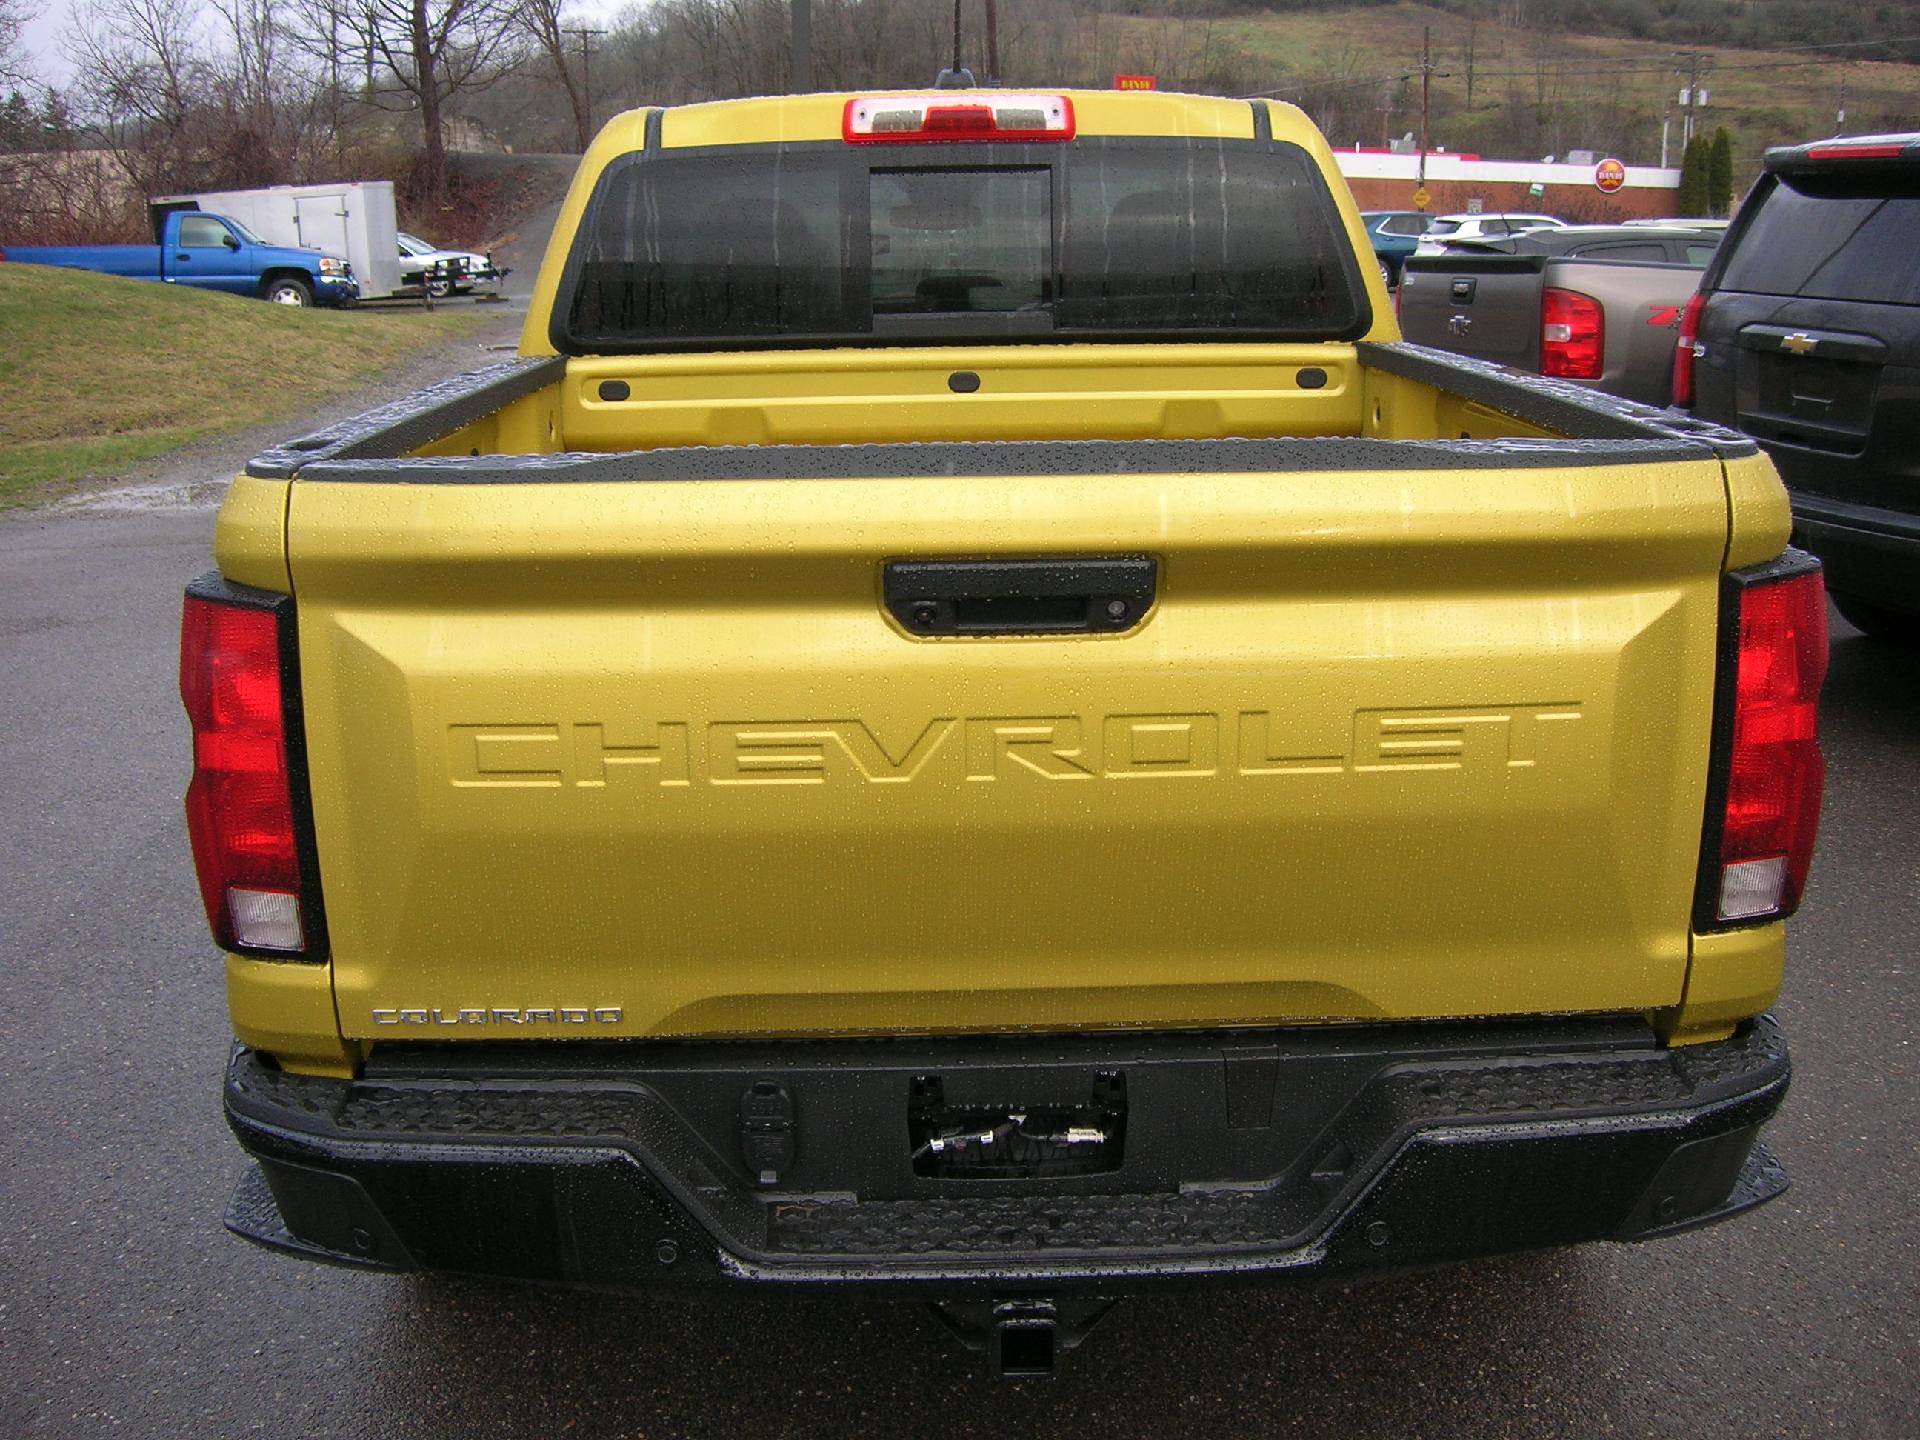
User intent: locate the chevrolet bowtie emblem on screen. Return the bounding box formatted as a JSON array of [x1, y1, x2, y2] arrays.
[[1780, 332, 1819, 356]]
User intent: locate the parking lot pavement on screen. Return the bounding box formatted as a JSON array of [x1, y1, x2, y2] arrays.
[[0, 476, 1915, 1434]]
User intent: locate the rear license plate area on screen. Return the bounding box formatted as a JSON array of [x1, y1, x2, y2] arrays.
[[1744, 354, 1879, 453], [909, 1072, 1126, 1179]]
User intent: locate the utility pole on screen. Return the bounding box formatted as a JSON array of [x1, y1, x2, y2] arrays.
[[984, 0, 1000, 87], [1680, 51, 1709, 149], [565, 27, 605, 138], [1418, 24, 1432, 195], [791, 0, 812, 94], [1836, 72, 1848, 131], [1684, 52, 1698, 148], [1464, 16, 1476, 111]]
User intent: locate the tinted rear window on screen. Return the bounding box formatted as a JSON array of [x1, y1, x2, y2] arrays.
[[1719, 172, 1920, 306], [1567, 241, 1669, 260], [559, 138, 1365, 352]]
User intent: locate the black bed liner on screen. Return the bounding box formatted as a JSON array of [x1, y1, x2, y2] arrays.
[[246, 342, 1755, 487]]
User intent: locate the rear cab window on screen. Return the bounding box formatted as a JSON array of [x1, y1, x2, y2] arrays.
[[1567, 241, 1668, 261], [1719, 171, 1920, 305], [557, 136, 1369, 352]]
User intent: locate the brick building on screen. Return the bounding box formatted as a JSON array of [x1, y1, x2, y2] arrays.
[[1333, 149, 1684, 222]]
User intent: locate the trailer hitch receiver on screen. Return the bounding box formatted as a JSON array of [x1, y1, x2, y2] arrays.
[[928, 1297, 1117, 1379]]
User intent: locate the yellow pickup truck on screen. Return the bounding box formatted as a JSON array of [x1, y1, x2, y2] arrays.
[[187, 90, 1827, 1375]]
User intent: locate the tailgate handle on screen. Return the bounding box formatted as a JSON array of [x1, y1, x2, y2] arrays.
[[885, 556, 1157, 636], [1450, 277, 1476, 301]]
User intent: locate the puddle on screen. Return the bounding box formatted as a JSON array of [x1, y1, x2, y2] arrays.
[[51, 477, 228, 514]]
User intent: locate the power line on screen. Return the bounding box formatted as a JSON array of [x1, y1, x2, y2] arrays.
[[1751, 32, 1920, 56], [1257, 51, 1915, 103], [1243, 70, 1411, 101], [1248, 31, 1920, 101]]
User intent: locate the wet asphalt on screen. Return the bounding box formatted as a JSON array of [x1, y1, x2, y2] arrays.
[[1, 458, 1916, 1438]]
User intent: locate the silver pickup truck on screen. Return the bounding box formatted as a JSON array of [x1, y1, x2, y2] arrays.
[[1397, 225, 1722, 406]]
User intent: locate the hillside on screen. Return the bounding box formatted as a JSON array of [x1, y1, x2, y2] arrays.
[[0, 265, 492, 499], [1096, 3, 1917, 181]]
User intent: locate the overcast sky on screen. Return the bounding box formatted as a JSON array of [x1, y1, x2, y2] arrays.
[[20, 2, 74, 83], [16, 1, 629, 89]]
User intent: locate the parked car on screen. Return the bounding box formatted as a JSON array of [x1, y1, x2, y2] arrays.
[[194, 88, 1817, 1377], [0, 210, 357, 307], [396, 230, 509, 296], [1399, 224, 1724, 404], [1413, 212, 1567, 254], [1358, 209, 1434, 285], [1674, 132, 1920, 643]]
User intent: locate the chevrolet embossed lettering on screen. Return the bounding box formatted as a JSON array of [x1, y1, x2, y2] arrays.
[[446, 706, 1585, 788]]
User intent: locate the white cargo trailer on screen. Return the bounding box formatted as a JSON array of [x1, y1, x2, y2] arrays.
[[154, 181, 405, 299]]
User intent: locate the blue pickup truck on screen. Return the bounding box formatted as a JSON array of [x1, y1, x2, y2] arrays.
[[1, 210, 358, 307]]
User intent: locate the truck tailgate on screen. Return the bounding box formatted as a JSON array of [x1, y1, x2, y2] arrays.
[[1400, 255, 1707, 405], [1397, 254, 1547, 369], [286, 455, 1728, 1041]]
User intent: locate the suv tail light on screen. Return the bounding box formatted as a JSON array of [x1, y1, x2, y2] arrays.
[[843, 94, 1074, 144], [180, 575, 323, 957], [1698, 554, 1827, 927], [1671, 290, 1707, 407], [1802, 142, 1907, 161], [1541, 287, 1604, 379]]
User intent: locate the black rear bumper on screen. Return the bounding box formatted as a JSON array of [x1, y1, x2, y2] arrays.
[[223, 1016, 1789, 1297], [1791, 493, 1920, 613]]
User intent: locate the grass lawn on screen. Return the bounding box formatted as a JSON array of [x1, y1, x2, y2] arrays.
[[0, 264, 497, 502]]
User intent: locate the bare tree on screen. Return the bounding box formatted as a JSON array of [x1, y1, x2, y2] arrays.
[[514, 0, 591, 152], [68, 0, 214, 195], [208, 1, 329, 185], [2, 0, 36, 91], [217, 1, 283, 149], [304, 0, 526, 202]]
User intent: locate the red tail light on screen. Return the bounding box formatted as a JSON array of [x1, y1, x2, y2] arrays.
[[843, 94, 1075, 144], [1803, 142, 1906, 161], [1672, 290, 1707, 407], [1700, 557, 1827, 926], [181, 577, 320, 956], [1541, 287, 1604, 379]]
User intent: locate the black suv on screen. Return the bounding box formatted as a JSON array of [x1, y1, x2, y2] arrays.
[[1675, 134, 1920, 642]]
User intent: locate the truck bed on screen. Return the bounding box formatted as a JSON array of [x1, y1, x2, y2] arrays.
[[4, 244, 164, 279]]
